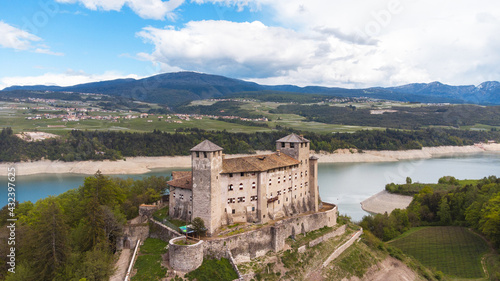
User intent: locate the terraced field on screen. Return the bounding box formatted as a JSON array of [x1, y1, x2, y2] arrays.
[[389, 226, 490, 279]]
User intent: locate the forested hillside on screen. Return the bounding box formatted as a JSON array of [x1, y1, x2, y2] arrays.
[[0, 172, 168, 280], [1, 127, 500, 162]]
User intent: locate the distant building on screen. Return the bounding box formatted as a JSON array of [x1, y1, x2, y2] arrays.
[[168, 133, 319, 236]]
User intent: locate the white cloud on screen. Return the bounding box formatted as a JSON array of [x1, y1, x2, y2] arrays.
[[134, 0, 500, 87], [0, 21, 63, 56], [0, 70, 140, 90], [0, 21, 41, 50], [56, 0, 184, 20]]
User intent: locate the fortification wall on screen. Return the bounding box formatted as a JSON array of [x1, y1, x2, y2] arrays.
[[204, 204, 337, 263], [169, 237, 204, 272], [149, 219, 182, 242]]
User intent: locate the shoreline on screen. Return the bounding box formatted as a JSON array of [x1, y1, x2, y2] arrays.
[[360, 191, 413, 215], [1, 143, 499, 176]]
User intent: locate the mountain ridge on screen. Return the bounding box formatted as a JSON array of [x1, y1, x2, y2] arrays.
[[3, 71, 500, 106]]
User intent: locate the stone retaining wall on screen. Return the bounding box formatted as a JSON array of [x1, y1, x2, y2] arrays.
[[322, 228, 363, 268], [149, 219, 182, 241], [205, 204, 337, 263], [308, 224, 346, 248]]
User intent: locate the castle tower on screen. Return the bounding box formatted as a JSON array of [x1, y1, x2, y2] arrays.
[[309, 156, 319, 212], [190, 140, 223, 236], [276, 133, 310, 164]]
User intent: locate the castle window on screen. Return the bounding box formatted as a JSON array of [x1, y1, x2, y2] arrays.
[[188, 211, 191, 214], [286, 197, 288, 202], [252, 207, 255, 211], [305, 182, 308, 187], [196, 152, 199, 158], [229, 173, 233, 177], [305, 170, 308, 176], [294, 185, 297, 190], [288, 187, 292, 192], [251, 172, 256, 176], [305, 143, 308, 147], [204, 152, 207, 158], [190, 196, 193, 201], [277, 191, 281, 195], [228, 184, 234, 191], [239, 183, 243, 190], [290, 143, 294, 148], [305, 159, 307, 164], [295, 195, 297, 199], [301, 172, 303, 177], [300, 183, 303, 188], [250, 195, 258, 201], [301, 143, 303, 148], [283, 189, 286, 193], [180, 194, 184, 200], [278, 177, 281, 183], [281, 142, 285, 148], [173, 192, 176, 197], [278, 200, 280, 204], [295, 173, 297, 179], [232, 209, 235, 214], [241, 172, 244, 177], [238, 197, 245, 203], [289, 175, 292, 180], [213, 152, 216, 156], [269, 179, 272, 186], [228, 198, 235, 203], [252, 182, 256, 189], [301, 160, 303, 165]]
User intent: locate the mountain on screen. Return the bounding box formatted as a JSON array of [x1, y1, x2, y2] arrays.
[[3, 72, 500, 106]]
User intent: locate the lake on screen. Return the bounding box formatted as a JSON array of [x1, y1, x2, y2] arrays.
[[2, 152, 499, 221]]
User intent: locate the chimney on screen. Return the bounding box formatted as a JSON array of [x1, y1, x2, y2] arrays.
[[277, 150, 280, 156]]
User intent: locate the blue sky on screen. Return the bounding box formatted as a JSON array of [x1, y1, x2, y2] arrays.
[[1, 0, 500, 90]]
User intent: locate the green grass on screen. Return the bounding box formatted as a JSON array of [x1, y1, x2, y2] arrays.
[[131, 238, 168, 281], [139, 237, 168, 255], [324, 242, 381, 280], [389, 226, 489, 278], [184, 257, 239, 281], [152, 206, 169, 222]]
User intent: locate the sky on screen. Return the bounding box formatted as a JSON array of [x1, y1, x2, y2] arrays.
[[1, 0, 500, 90]]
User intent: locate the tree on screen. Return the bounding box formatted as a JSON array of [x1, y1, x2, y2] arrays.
[[191, 217, 206, 238], [77, 243, 115, 281], [438, 197, 452, 225], [406, 177, 412, 184], [29, 198, 70, 280]]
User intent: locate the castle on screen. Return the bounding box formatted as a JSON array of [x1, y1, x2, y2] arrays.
[[167, 133, 320, 236]]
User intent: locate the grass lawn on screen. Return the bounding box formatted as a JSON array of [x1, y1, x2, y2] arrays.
[[184, 258, 238, 281], [131, 238, 168, 281], [389, 226, 489, 279]]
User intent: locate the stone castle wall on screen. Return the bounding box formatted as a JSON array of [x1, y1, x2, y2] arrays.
[[169, 237, 204, 272], [204, 204, 337, 263]]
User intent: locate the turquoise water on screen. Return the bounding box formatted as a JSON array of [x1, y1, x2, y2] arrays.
[[2, 153, 499, 221]]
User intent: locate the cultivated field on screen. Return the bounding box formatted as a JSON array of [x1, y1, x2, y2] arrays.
[[389, 226, 490, 279]]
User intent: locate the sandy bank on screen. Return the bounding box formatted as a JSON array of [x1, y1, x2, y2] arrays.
[[1, 144, 499, 176], [360, 191, 413, 215], [313, 143, 500, 163]]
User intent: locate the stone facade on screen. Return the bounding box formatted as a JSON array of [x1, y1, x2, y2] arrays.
[[167, 133, 320, 236], [168, 187, 193, 221]]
